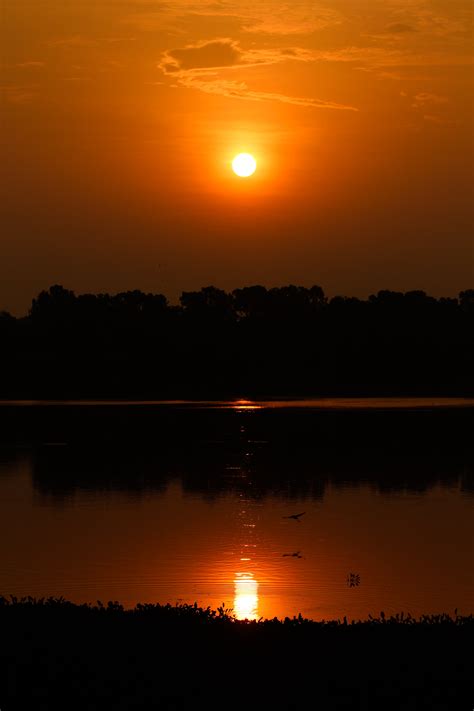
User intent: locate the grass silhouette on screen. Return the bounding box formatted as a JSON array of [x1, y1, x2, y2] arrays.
[[1, 596, 472, 710]]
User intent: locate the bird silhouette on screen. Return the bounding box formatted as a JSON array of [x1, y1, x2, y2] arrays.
[[282, 551, 303, 558], [283, 511, 306, 521]]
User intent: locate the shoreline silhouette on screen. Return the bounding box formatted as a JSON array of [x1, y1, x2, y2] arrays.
[[1, 597, 472, 710]]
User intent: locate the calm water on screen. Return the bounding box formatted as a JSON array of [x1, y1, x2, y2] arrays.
[[0, 400, 472, 620]]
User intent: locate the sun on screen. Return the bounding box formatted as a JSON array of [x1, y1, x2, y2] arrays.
[[232, 153, 257, 178]]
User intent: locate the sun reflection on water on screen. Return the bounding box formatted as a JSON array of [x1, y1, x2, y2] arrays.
[[232, 399, 262, 411], [234, 573, 259, 620]]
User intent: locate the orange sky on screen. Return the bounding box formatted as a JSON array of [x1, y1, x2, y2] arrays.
[[1, 0, 473, 313]]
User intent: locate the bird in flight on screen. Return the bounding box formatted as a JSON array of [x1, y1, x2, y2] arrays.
[[283, 511, 306, 521], [282, 551, 303, 558]]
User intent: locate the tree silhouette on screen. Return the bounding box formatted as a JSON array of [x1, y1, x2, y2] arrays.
[[0, 283, 472, 398]]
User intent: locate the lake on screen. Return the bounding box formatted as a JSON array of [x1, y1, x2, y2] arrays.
[[0, 399, 472, 621]]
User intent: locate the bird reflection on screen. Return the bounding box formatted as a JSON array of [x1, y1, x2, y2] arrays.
[[283, 511, 306, 521], [282, 551, 303, 558], [234, 573, 259, 620]]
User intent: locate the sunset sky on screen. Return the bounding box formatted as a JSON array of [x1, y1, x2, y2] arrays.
[[1, 0, 473, 314]]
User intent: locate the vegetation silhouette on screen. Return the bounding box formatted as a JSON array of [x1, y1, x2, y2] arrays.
[[347, 572, 361, 587], [0, 284, 473, 398], [0, 596, 472, 710]]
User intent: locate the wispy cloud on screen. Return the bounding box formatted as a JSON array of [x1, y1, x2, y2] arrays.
[[123, 1, 343, 36], [48, 35, 136, 47], [240, 4, 343, 35], [172, 75, 357, 110], [15, 61, 46, 68], [384, 22, 417, 34], [159, 38, 313, 74], [383, 0, 472, 39], [400, 89, 452, 123], [422, 113, 456, 125], [123, 0, 472, 44], [1, 61, 46, 71], [1, 84, 39, 105], [160, 39, 242, 72], [158, 38, 357, 110], [412, 91, 448, 108], [365, 22, 418, 41]]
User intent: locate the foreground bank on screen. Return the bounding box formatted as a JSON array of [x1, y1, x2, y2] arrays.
[[1, 597, 472, 710]]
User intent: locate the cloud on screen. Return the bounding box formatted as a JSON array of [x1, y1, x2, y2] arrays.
[[422, 113, 457, 125], [158, 34, 467, 108], [1, 84, 39, 105], [158, 38, 357, 110], [159, 38, 314, 74], [412, 92, 448, 108], [156, 20, 471, 109], [241, 5, 343, 35], [48, 35, 136, 47], [383, 0, 472, 39], [1, 61, 46, 70], [336, 43, 473, 84], [363, 22, 417, 43], [15, 61, 46, 68], [160, 39, 242, 72], [123, 1, 343, 36], [172, 76, 358, 110], [381, 22, 417, 34], [385, 22, 416, 33]]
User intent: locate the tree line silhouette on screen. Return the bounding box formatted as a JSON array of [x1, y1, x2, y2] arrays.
[[0, 284, 473, 397]]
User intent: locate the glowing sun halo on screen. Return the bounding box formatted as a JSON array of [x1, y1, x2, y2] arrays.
[[232, 153, 257, 177]]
